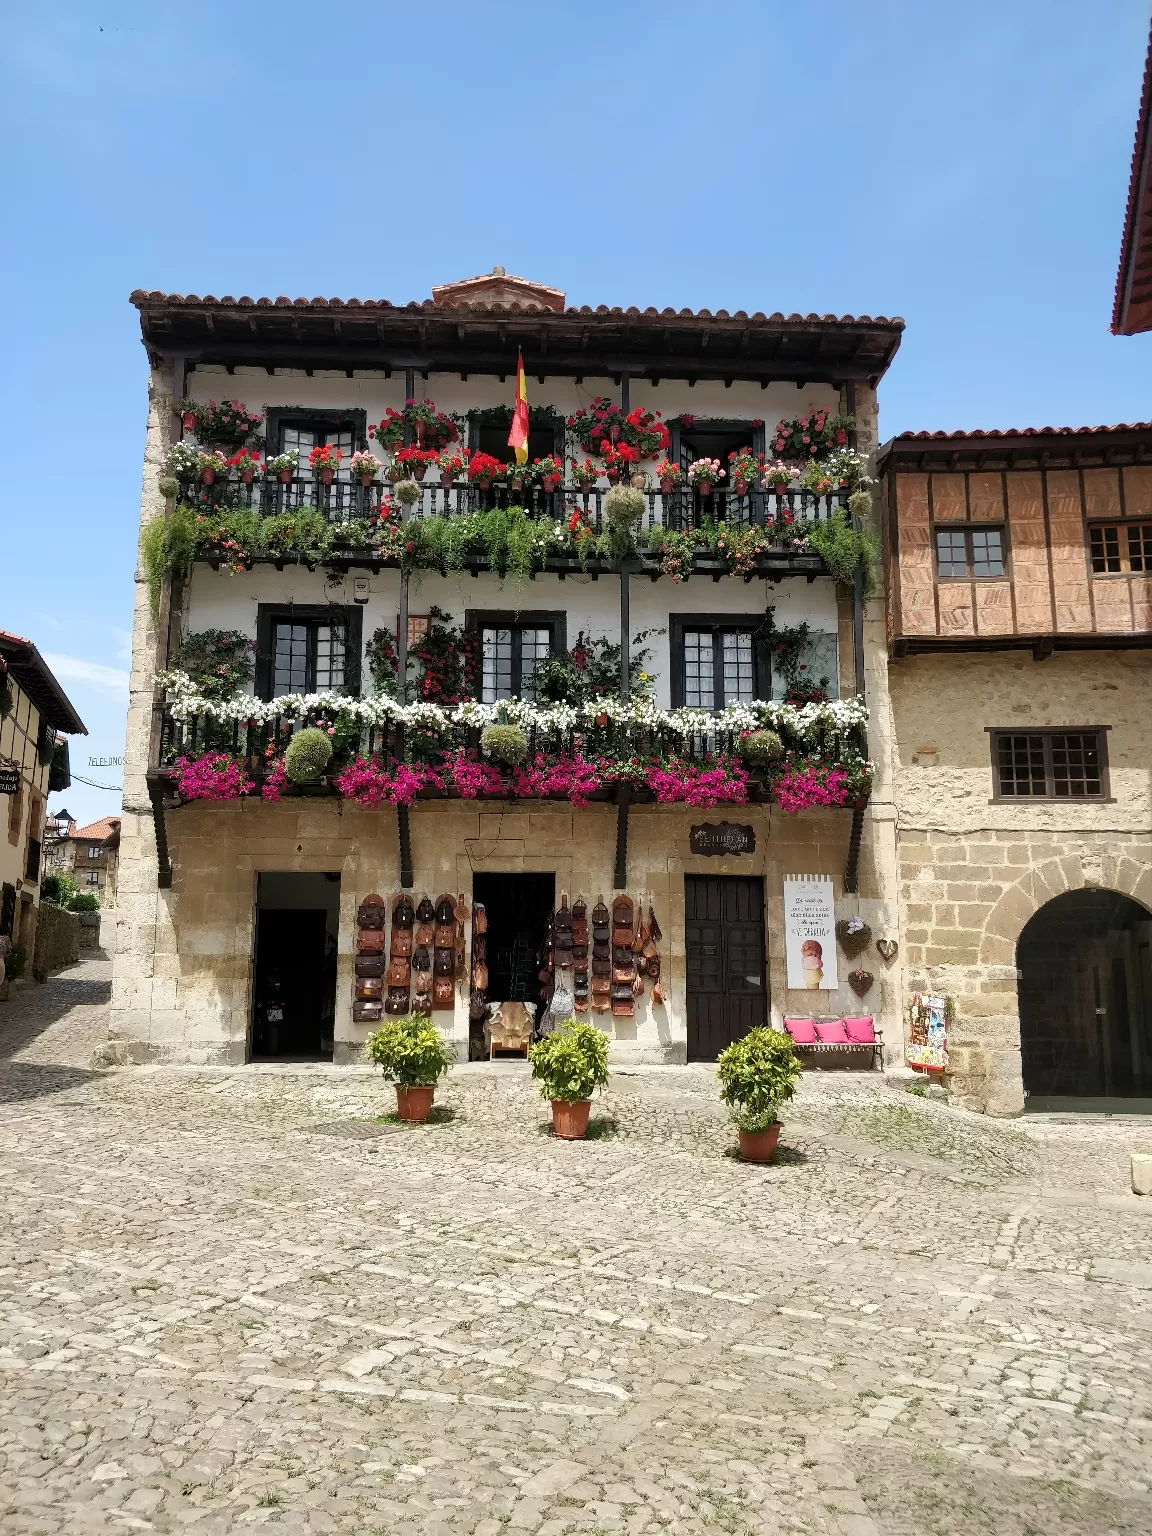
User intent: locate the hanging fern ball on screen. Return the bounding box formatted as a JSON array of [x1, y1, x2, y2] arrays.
[[285, 727, 334, 783], [741, 729, 784, 767], [480, 723, 528, 765], [604, 484, 645, 524]]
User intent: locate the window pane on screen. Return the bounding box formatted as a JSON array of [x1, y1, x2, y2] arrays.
[[518, 627, 552, 702], [936, 529, 968, 577], [971, 528, 1004, 578], [683, 631, 714, 709], [771, 629, 839, 701], [1090, 524, 1121, 573], [1050, 733, 1102, 798], [273, 623, 309, 697], [996, 734, 1046, 797], [315, 623, 346, 692], [721, 632, 754, 704], [1127, 523, 1152, 573], [282, 426, 315, 472], [482, 628, 513, 702]]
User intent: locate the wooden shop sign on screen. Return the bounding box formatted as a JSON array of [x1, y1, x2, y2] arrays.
[[0, 762, 20, 796], [690, 821, 756, 856]]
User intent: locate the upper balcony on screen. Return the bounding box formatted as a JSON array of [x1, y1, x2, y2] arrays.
[[879, 422, 1152, 656]]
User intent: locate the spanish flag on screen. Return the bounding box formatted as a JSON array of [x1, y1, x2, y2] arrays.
[[508, 349, 529, 465]]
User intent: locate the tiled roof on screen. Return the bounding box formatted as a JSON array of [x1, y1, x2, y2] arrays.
[[0, 631, 86, 734], [128, 290, 902, 328], [892, 422, 1152, 440], [1114, 21, 1152, 334], [70, 816, 120, 844]]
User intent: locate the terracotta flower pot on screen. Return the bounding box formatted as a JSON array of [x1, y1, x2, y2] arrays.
[[738, 1124, 781, 1162], [395, 1084, 435, 1123], [475, 477, 491, 490], [319, 468, 335, 484], [359, 474, 375, 487], [412, 465, 427, 483], [594, 711, 609, 728], [182, 412, 198, 433], [696, 481, 713, 498], [609, 425, 621, 443], [440, 470, 454, 489], [200, 467, 216, 485], [659, 476, 675, 495], [509, 479, 523, 494], [606, 470, 620, 485], [240, 470, 254, 484], [278, 469, 293, 484], [551, 1098, 592, 1139], [630, 472, 646, 490], [542, 475, 558, 492], [734, 477, 749, 495]]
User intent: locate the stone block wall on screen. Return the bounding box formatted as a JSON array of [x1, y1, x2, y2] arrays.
[[32, 902, 79, 980]]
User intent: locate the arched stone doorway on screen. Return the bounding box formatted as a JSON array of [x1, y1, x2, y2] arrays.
[[1018, 889, 1152, 1104]]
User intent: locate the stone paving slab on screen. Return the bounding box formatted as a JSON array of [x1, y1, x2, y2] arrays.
[[0, 957, 1150, 1533]]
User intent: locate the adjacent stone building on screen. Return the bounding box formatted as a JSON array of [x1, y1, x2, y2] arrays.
[[880, 424, 1152, 1114]]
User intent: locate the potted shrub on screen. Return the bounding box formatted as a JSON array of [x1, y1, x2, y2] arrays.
[[604, 484, 645, 526], [309, 444, 343, 484], [366, 1013, 454, 1123], [267, 449, 299, 484], [350, 450, 383, 486], [394, 477, 422, 507], [655, 458, 682, 495], [284, 727, 334, 784], [739, 728, 784, 769], [688, 458, 724, 498], [438, 448, 467, 489], [727, 448, 760, 496], [480, 722, 528, 765], [716, 1026, 803, 1162], [529, 1018, 610, 1139]]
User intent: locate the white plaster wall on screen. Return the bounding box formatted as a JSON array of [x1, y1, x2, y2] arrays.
[[183, 566, 841, 708]]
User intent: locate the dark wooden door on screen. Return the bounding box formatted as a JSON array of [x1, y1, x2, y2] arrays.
[[685, 875, 766, 1061]]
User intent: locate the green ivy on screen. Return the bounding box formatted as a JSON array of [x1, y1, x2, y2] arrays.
[[807, 508, 880, 594]]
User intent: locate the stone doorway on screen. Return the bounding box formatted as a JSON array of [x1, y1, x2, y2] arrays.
[[250, 872, 340, 1061], [1019, 888, 1152, 1108]]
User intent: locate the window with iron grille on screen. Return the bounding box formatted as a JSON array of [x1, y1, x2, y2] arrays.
[[1089, 521, 1152, 574], [264, 409, 367, 478], [255, 606, 363, 702], [935, 526, 1006, 578], [670, 617, 767, 710], [473, 620, 559, 703], [989, 729, 1109, 800]]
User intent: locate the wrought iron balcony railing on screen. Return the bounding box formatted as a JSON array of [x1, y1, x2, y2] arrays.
[[176, 474, 851, 535]]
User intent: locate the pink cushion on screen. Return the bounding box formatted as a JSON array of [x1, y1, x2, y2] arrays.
[[814, 1020, 849, 1044], [843, 1016, 876, 1043], [784, 1017, 817, 1043]]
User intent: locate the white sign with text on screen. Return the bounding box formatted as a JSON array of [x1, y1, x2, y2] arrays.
[[783, 875, 838, 991]]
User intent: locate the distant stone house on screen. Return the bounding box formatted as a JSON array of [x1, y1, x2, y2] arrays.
[[50, 816, 122, 907]]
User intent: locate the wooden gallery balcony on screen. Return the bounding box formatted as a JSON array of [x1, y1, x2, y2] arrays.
[[879, 423, 1152, 657]]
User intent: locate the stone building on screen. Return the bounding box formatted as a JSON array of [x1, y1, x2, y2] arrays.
[[880, 424, 1152, 1115], [111, 273, 906, 1067], [0, 631, 85, 978], [47, 815, 121, 906]]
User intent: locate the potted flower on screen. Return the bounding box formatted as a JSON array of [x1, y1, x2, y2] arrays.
[[533, 454, 563, 493], [800, 460, 834, 495], [178, 399, 200, 435], [687, 458, 724, 497], [507, 459, 532, 496], [570, 457, 599, 492], [394, 477, 422, 507], [166, 441, 204, 481], [350, 450, 383, 486], [467, 450, 505, 490], [396, 446, 439, 483], [198, 449, 228, 485], [762, 461, 794, 495], [529, 1018, 610, 1139], [194, 399, 265, 445], [655, 459, 682, 495], [438, 448, 467, 489], [309, 444, 343, 484], [365, 1013, 454, 1123], [716, 1026, 803, 1162], [267, 449, 299, 484], [727, 448, 760, 496], [227, 448, 264, 484]]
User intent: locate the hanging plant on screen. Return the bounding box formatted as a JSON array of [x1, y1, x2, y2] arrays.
[[0, 673, 11, 718], [480, 723, 528, 765], [604, 484, 645, 525], [171, 630, 255, 699], [369, 400, 459, 453], [284, 727, 334, 784], [366, 625, 399, 696], [835, 917, 872, 958], [739, 729, 784, 768]]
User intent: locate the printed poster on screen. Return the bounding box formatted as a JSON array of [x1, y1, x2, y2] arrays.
[[783, 875, 838, 991], [908, 992, 949, 1071]]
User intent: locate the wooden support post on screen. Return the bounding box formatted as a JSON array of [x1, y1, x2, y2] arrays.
[[396, 565, 413, 888], [619, 564, 630, 700], [613, 785, 630, 890], [845, 379, 856, 452], [843, 803, 865, 895], [147, 778, 173, 889], [853, 563, 866, 700], [620, 374, 630, 415]]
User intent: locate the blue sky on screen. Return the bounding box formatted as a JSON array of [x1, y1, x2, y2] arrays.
[[2, 0, 1150, 826]]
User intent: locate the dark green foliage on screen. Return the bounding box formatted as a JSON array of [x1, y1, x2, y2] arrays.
[[285, 727, 334, 783]]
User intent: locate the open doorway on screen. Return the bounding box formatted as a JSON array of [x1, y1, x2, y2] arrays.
[[251, 872, 340, 1061], [471, 872, 555, 1060]]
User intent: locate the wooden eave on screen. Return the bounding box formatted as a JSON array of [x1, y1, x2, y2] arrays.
[[877, 427, 1152, 473], [132, 297, 904, 385]]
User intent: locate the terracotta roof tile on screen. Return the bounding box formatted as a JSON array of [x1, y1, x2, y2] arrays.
[[893, 422, 1152, 440], [70, 816, 121, 843]]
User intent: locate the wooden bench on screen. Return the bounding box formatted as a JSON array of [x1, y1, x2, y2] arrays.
[[784, 1017, 883, 1072]]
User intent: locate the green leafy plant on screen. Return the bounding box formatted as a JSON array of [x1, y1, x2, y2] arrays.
[[172, 630, 255, 699], [481, 723, 528, 764], [529, 1019, 610, 1103], [603, 484, 645, 525], [365, 625, 398, 696], [5, 942, 26, 980], [70, 892, 101, 913], [807, 503, 880, 594], [365, 1014, 454, 1086], [261, 509, 332, 564], [40, 873, 79, 908], [285, 727, 334, 783], [740, 729, 784, 767], [717, 1026, 803, 1132]]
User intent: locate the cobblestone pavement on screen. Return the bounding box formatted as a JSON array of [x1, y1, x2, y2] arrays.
[[2, 958, 1152, 1534]]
